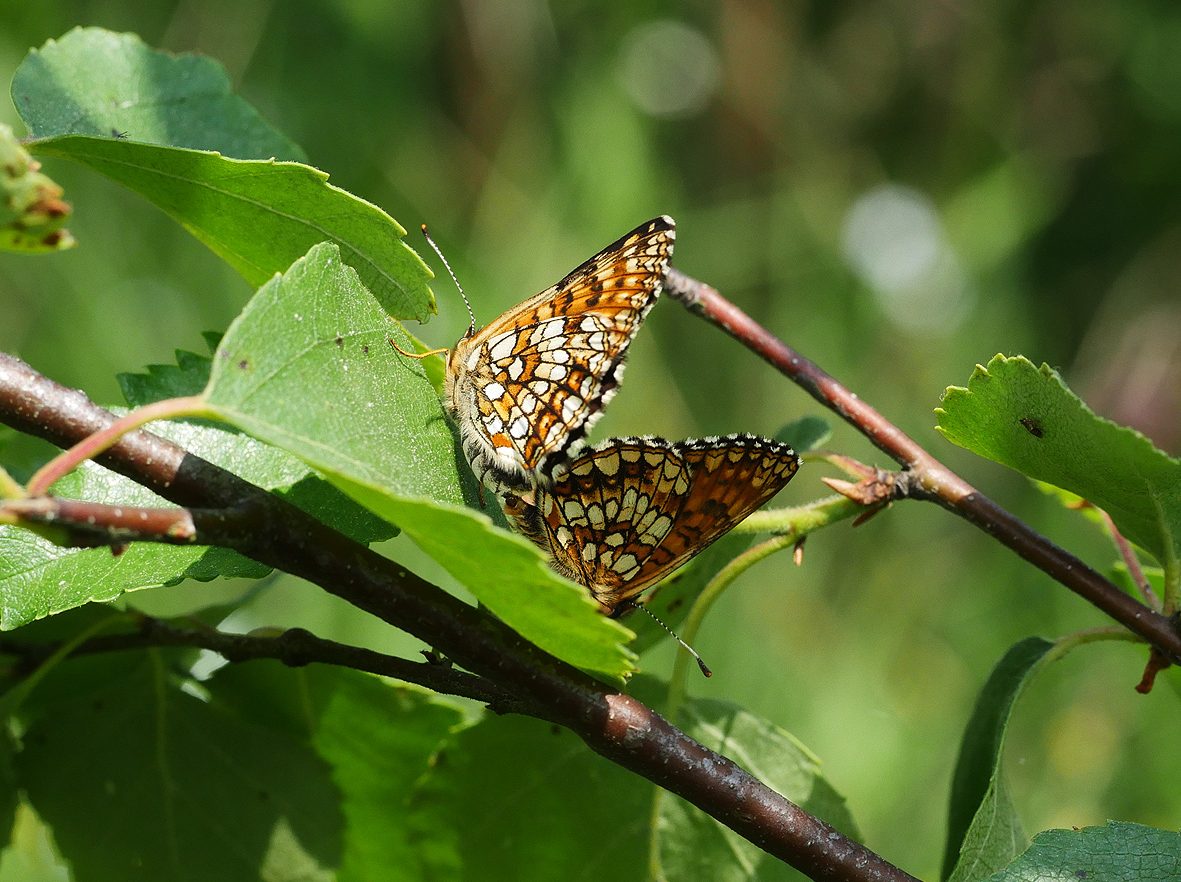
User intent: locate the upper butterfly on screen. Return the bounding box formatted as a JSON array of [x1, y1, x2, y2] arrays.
[[500, 433, 800, 617], [443, 216, 675, 493]]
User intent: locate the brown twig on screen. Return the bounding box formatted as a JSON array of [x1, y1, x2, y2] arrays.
[[664, 268, 1181, 663], [0, 352, 915, 882], [0, 615, 519, 708]]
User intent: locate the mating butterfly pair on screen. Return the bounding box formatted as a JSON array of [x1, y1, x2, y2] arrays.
[[437, 216, 800, 616]]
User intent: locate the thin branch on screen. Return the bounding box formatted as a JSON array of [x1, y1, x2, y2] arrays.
[[0, 616, 521, 709], [664, 268, 1181, 663], [0, 353, 915, 882], [2, 495, 202, 544]]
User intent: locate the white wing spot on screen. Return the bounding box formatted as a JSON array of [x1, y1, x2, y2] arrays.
[[613, 553, 639, 577], [561, 396, 582, 422], [488, 334, 517, 361]]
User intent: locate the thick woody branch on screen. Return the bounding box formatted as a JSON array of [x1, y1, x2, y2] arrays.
[[0, 352, 915, 882], [664, 268, 1181, 662]]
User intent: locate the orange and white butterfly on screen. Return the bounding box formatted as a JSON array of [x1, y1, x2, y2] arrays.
[[500, 433, 800, 616], [443, 217, 675, 493]]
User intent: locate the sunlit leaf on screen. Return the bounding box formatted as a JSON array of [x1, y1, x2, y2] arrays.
[[937, 355, 1181, 567], [200, 243, 635, 679], [0, 380, 392, 630], [12, 27, 302, 160], [982, 822, 1181, 882], [29, 137, 434, 322]]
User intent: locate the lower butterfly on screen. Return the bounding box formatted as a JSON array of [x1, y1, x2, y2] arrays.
[[500, 434, 800, 616]]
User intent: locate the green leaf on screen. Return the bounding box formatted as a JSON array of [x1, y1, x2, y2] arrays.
[[0, 124, 73, 254], [983, 821, 1181, 882], [0, 804, 70, 882], [201, 243, 636, 679], [312, 673, 467, 882], [204, 243, 466, 507], [16, 652, 343, 882], [407, 711, 651, 881], [12, 27, 303, 161], [936, 355, 1181, 567], [943, 637, 1054, 882], [29, 136, 434, 322], [118, 348, 213, 403], [0, 459, 266, 631], [372, 496, 637, 679], [408, 680, 857, 882], [0, 408, 392, 630], [204, 662, 467, 882], [120, 346, 397, 546], [656, 690, 861, 882], [775, 415, 832, 452]]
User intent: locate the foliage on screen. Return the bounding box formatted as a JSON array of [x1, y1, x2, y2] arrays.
[[1, 19, 1178, 882]]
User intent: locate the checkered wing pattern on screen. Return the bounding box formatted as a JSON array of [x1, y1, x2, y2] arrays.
[[503, 434, 800, 615], [445, 217, 675, 492]]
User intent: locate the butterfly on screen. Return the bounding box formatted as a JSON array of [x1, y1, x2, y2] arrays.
[[499, 433, 800, 616], [443, 216, 675, 493]]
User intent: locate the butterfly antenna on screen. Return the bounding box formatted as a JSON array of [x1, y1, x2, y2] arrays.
[[634, 604, 712, 678], [421, 224, 476, 337]]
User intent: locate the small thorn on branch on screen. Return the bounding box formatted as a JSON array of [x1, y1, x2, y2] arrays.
[[822, 464, 899, 526]]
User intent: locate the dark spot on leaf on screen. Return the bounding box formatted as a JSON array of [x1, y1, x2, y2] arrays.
[[111, 129, 128, 139], [1019, 417, 1044, 438], [41, 231, 66, 247], [335, 335, 344, 347], [238, 359, 250, 370], [258, 789, 270, 801], [362, 344, 370, 354], [550, 724, 562, 736], [666, 598, 684, 612]]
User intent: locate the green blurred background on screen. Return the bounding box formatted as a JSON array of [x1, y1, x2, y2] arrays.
[[2, 2, 1179, 877]]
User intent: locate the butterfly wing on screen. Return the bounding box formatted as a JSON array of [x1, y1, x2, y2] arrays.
[[519, 435, 800, 614], [446, 217, 675, 492]]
